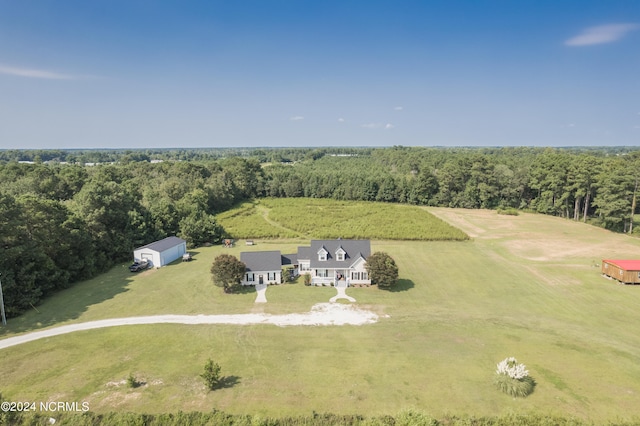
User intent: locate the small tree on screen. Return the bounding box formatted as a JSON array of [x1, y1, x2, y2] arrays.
[[127, 372, 139, 388], [211, 254, 246, 293], [365, 252, 399, 289], [201, 359, 222, 391]]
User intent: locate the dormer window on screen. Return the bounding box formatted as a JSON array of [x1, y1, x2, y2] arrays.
[[336, 247, 346, 262], [318, 247, 328, 261]]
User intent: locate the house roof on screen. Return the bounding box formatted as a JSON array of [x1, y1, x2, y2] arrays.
[[135, 236, 186, 253], [603, 259, 640, 271], [241, 251, 283, 272], [297, 246, 312, 260], [281, 253, 298, 266], [307, 239, 371, 269]]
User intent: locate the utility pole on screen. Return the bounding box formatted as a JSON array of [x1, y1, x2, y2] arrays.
[[0, 273, 6, 326]]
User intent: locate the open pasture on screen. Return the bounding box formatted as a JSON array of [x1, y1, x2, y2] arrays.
[[2, 207, 640, 421]]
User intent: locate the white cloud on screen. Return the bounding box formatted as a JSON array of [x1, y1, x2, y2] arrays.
[[289, 116, 304, 121], [394, 106, 403, 111], [361, 122, 395, 130], [565, 23, 639, 46], [338, 118, 345, 122], [0, 64, 80, 79]]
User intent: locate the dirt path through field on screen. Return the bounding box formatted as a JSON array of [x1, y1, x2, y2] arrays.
[[256, 205, 307, 238], [0, 303, 379, 350]]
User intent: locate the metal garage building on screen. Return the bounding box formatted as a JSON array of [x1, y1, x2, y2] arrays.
[[133, 236, 187, 268]]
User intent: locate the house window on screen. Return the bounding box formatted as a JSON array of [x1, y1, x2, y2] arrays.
[[318, 248, 328, 261], [300, 263, 310, 272], [316, 269, 329, 278], [351, 271, 368, 280], [337, 253, 344, 261], [246, 273, 255, 282]]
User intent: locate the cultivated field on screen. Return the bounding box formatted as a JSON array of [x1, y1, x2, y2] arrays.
[[217, 198, 469, 241], [2, 207, 640, 422]]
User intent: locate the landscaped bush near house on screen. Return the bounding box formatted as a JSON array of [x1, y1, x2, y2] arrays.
[[494, 357, 535, 398]]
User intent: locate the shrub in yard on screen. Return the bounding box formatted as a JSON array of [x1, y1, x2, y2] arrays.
[[201, 359, 222, 391], [127, 373, 139, 388], [494, 357, 535, 397], [303, 273, 311, 286]]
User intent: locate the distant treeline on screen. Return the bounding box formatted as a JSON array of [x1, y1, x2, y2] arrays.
[[0, 158, 263, 317], [264, 146, 640, 232], [1, 146, 639, 317]]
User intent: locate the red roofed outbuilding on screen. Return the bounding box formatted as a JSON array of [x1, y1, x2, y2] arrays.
[[602, 259, 640, 284]]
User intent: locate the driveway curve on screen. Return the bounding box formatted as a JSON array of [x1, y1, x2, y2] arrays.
[[0, 303, 379, 350]]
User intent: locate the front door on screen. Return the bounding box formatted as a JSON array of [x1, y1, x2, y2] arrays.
[[259, 275, 264, 285]]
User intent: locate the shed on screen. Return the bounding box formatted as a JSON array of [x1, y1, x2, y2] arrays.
[[601, 259, 640, 284], [133, 236, 187, 268]]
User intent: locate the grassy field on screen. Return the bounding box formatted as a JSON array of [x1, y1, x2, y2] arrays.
[[217, 198, 469, 240], [2, 207, 640, 421]]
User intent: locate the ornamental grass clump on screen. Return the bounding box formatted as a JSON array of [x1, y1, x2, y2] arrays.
[[494, 357, 535, 397]]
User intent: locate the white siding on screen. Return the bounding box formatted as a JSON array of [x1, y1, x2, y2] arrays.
[[242, 270, 282, 286], [133, 242, 186, 267]]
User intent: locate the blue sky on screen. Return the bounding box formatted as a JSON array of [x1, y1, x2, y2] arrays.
[[0, 1, 638, 149]]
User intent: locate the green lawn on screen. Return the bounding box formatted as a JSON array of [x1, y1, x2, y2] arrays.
[[2, 208, 640, 421]]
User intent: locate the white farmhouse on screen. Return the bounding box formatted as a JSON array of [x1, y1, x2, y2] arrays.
[[133, 236, 187, 268], [297, 240, 371, 286], [239, 239, 371, 287], [241, 251, 283, 285]]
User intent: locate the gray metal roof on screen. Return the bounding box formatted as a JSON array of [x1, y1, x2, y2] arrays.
[[307, 239, 370, 269], [241, 250, 283, 272], [135, 236, 186, 253]]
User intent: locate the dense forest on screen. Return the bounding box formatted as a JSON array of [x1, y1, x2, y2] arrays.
[[1, 146, 639, 317]]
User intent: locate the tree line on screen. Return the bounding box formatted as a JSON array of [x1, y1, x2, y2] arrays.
[[1, 146, 639, 317], [265, 147, 640, 232], [0, 158, 263, 317]]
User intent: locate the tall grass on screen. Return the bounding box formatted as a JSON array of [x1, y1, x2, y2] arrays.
[[217, 198, 469, 241], [216, 201, 299, 238]]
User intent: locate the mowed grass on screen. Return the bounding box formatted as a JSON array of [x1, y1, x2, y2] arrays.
[[217, 198, 469, 240], [2, 209, 640, 421]]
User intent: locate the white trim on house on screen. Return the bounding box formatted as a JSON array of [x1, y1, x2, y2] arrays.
[[241, 240, 372, 287]]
